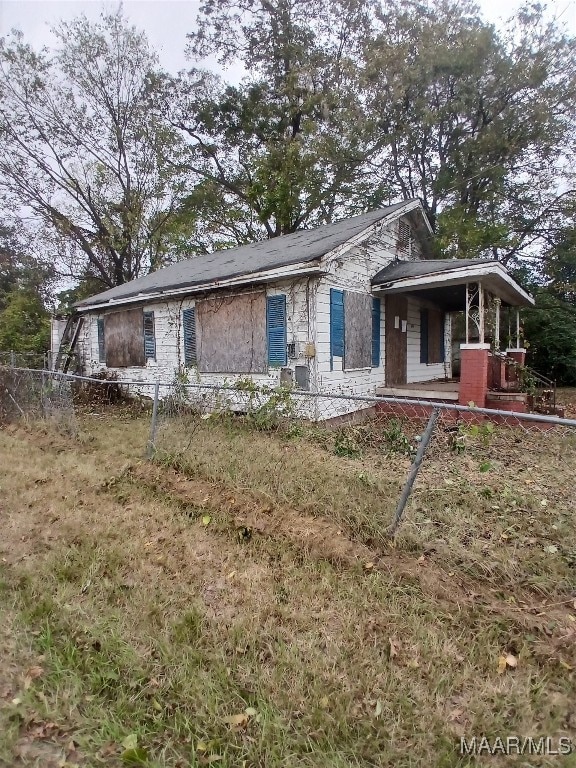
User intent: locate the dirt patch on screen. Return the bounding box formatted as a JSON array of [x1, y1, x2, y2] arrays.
[[128, 462, 377, 568]]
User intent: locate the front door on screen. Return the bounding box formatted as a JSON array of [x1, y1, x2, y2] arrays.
[[385, 295, 408, 386]]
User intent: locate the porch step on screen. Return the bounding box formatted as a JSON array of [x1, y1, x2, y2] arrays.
[[376, 386, 459, 401], [486, 391, 527, 402]]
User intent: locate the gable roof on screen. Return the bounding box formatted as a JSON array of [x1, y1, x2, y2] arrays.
[[76, 200, 424, 310]]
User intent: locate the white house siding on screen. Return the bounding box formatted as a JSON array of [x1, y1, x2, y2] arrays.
[[314, 222, 400, 418], [50, 317, 68, 367], [78, 279, 315, 399]]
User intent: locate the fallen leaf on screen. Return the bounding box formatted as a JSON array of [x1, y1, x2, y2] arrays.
[[121, 734, 138, 751], [505, 653, 518, 669], [26, 665, 44, 680], [319, 696, 329, 709], [202, 515, 212, 526], [497, 655, 507, 674], [544, 544, 558, 554], [245, 707, 257, 717], [374, 700, 382, 717], [363, 562, 374, 572], [222, 713, 248, 728]]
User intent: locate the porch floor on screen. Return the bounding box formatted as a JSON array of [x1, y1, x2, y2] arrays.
[[376, 379, 459, 401]]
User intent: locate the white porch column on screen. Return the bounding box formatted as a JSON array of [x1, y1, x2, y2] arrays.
[[494, 298, 501, 351], [478, 283, 485, 344], [465, 282, 469, 343], [516, 309, 521, 349]]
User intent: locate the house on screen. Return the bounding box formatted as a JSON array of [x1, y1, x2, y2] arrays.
[[54, 199, 535, 419]]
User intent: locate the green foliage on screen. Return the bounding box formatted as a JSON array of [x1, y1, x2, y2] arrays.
[[0, 290, 49, 353], [515, 225, 576, 386], [452, 422, 495, 453], [333, 429, 362, 459], [381, 419, 413, 456], [522, 291, 576, 386]]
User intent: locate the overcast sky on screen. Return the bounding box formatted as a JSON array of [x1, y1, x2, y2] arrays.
[[0, 0, 575, 77]]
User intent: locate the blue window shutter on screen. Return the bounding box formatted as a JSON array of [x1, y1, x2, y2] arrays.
[[97, 318, 105, 363], [420, 309, 429, 364], [182, 308, 196, 366], [266, 295, 287, 367], [143, 311, 156, 361], [371, 297, 381, 367], [330, 289, 344, 365]]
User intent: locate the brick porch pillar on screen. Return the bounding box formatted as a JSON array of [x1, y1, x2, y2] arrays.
[[459, 343, 490, 407], [506, 348, 526, 367], [505, 348, 526, 388]]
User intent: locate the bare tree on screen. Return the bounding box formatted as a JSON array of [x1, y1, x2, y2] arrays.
[[0, 9, 185, 289]]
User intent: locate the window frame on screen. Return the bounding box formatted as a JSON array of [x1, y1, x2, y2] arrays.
[[143, 310, 156, 362]]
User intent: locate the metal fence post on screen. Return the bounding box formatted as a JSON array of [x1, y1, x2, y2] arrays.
[[146, 382, 160, 458], [388, 407, 440, 537]]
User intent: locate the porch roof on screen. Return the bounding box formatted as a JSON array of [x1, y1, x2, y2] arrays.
[[371, 258, 534, 310]]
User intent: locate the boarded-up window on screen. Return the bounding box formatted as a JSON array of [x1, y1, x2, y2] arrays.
[[143, 311, 156, 361], [344, 291, 372, 369], [196, 292, 267, 373], [182, 308, 197, 367], [420, 308, 445, 364], [104, 309, 145, 368], [97, 318, 105, 363]]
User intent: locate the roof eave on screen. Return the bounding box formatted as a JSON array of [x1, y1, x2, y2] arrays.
[[75, 260, 324, 313], [372, 262, 535, 307]]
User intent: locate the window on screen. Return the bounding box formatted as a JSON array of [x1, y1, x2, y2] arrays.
[[103, 308, 145, 367], [97, 318, 105, 363], [420, 308, 445, 364], [372, 298, 381, 367], [182, 307, 196, 367], [330, 288, 344, 366], [143, 311, 156, 361], [266, 294, 287, 367]]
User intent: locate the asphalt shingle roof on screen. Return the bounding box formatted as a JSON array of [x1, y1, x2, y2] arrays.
[[77, 201, 414, 308], [371, 258, 496, 285]]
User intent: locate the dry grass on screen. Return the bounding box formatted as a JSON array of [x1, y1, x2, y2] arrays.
[[0, 402, 575, 767]]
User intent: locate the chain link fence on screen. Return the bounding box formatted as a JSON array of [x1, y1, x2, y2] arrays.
[[0, 351, 52, 369], [3, 368, 576, 548]]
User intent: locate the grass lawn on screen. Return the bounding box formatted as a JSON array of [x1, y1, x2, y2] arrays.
[[1, 396, 576, 767]]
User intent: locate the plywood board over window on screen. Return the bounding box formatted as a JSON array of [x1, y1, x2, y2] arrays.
[[104, 308, 145, 367], [344, 291, 372, 369], [196, 291, 267, 373]]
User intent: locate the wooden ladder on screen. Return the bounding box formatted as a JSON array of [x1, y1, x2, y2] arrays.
[[54, 315, 84, 372]]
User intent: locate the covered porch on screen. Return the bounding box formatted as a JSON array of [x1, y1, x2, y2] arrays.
[[371, 259, 536, 411]]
